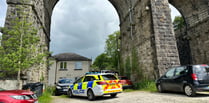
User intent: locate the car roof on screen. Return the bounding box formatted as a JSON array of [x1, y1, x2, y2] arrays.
[[168, 64, 208, 68], [85, 73, 115, 76]]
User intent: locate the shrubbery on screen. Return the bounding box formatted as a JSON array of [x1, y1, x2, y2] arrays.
[[134, 80, 157, 92], [38, 86, 55, 103]]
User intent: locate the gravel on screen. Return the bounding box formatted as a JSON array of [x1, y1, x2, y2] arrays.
[[51, 91, 209, 103]]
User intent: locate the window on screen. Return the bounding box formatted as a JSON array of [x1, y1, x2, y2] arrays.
[[165, 68, 175, 78], [60, 62, 67, 70], [75, 62, 82, 70], [83, 76, 96, 82], [102, 75, 117, 80], [175, 66, 186, 76], [74, 77, 83, 83]]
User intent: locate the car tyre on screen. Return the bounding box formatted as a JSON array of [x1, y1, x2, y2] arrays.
[[87, 89, 95, 101], [55, 91, 60, 96], [68, 89, 74, 98], [157, 84, 164, 93], [110, 93, 117, 98], [184, 85, 196, 97]]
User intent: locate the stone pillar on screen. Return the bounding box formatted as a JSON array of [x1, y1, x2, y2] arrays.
[[5, 0, 49, 84], [151, 0, 180, 76]]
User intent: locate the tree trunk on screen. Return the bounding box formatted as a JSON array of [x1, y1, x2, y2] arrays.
[[17, 68, 21, 89]]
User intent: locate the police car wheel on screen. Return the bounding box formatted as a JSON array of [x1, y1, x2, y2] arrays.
[[68, 89, 74, 98], [87, 90, 95, 101], [110, 93, 117, 97]]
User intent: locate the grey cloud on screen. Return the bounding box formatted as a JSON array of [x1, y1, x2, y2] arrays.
[[50, 0, 119, 59]]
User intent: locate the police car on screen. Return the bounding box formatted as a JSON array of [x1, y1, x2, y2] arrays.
[[67, 73, 123, 100]]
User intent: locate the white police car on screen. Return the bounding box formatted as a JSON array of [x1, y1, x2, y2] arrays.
[[67, 73, 123, 100]]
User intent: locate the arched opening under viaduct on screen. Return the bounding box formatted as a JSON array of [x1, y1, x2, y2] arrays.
[[169, 0, 209, 65], [50, 0, 120, 60], [1, 0, 208, 85]]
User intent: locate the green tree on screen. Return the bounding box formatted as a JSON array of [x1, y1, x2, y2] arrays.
[[0, 0, 48, 89], [92, 53, 110, 70], [105, 31, 120, 71], [173, 16, 185, 30], [92, 31, 120, 71]]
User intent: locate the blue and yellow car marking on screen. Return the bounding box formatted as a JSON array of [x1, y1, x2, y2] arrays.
[[69, 74, 123, 97]]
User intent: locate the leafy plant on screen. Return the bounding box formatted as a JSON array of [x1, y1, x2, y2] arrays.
[[0, 0, 49, 88], [134, 80, 157, 92], [38, 86, 55, 103]]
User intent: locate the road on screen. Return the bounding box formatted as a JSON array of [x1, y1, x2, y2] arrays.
[[51, 91, 209, 103]]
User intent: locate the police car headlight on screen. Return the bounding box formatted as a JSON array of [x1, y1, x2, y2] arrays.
[[56, 86, 62, 89]]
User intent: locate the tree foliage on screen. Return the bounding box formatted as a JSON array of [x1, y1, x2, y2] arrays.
[[93, 31, 120, 71], [173, 16, 185, 30], [92, 53, 110, 71], [0, 0, 48, 88]]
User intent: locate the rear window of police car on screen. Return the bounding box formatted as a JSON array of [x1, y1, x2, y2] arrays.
[[101, 75, 117, 80]]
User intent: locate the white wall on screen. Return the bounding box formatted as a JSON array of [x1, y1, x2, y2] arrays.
[[0, 80, 22, 90]]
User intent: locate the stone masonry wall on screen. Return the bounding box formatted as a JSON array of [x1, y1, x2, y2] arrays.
[[119, 0, 157, 81], [171, 0, 209, 65], [5, 0, 49, 85], [151, 0, 180, 76], [110, 0, 180, 81]]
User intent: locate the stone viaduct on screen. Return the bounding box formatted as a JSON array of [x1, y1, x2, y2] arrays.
[[4, 0, 209, 82]]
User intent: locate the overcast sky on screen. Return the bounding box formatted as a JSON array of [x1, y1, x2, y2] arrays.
[[0, 0, 180, 60]]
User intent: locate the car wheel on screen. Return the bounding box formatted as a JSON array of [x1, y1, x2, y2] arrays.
[[184, 85, 196, 97], [157, 84, 164, 93], [55, 91, 60, 96], [110, 93, 117, 97], [68, 89, 74, 98], [87, 89, 95, 101]]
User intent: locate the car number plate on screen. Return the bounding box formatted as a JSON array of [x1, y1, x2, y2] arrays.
[[63, 89, 68, 91]]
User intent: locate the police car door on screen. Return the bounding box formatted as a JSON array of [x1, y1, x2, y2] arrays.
[[82, 76, 96, 96], [72, 77, 83, 96]]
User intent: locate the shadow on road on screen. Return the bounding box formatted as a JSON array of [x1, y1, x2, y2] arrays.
[[155, 91, 209, 98], [67, 95, 119, 101]]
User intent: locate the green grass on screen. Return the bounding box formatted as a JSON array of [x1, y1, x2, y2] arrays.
[[123, 89, 136, 92], [123, 80, 157, 93], [38, 86, 55, 103], [134, 80, 157, 92], [60, 95, 68, 98], [123, 80, 157, 92]]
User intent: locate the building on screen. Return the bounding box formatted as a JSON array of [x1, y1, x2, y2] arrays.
[[48, 53, 92, 86]]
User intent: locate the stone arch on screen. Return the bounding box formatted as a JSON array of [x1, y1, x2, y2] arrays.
[[5, 0, 209, 83], [3, 0, 180, 82], [169, 0, 209, 65]]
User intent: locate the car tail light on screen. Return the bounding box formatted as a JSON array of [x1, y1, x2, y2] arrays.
[[127, 80, 133, 85], [97, 81, 107, 85], [191, 73, 198, 80], [118, 80, 122, 84], [201, 64, 207, 66]]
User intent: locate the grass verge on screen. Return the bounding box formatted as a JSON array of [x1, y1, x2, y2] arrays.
[[135, 80, 157, 92], [124, 80, 157, 92], [38, 86, 55, 103]]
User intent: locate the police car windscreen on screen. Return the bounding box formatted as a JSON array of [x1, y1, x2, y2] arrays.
[[102, 75, 117, 80]]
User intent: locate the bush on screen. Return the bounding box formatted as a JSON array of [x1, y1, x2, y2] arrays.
[[134, 80, 157, 92], [38, 86, 55, 103]]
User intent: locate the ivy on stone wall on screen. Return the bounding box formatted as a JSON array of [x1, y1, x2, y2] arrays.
[[131, 48, 143, 82], [125, 56, 131, 78]]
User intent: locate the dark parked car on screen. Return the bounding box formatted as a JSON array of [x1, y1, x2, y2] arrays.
[[55, 79, 73, 95], [156, 64, 209, 96], [118, 76, 133, 89]]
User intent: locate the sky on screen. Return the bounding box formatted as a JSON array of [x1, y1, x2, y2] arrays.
[[0, 0, 180, 60]]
